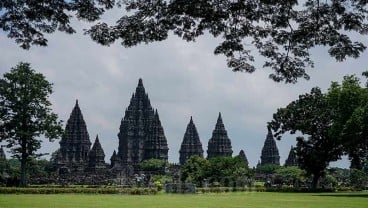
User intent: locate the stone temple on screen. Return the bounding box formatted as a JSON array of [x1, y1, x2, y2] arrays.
[[260, 127, 280, 165], [179, 117, 204, 165], [207, 113, 233, 159], [113, 79, 169, 176], [54, 100, 107, 174], [285, 146, 298, 166]]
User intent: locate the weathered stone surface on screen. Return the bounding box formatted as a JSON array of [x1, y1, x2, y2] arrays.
[[59, 100, 91, 172], [110, 150, 117, 168], [87, 135, 106, 171], [260, 127, 280, 165], [116, 79, 168, 175], [285, 146, 298, 166], [207, 113, 233, 159], [144, 110, 169, 161], [179, 117, 204, 165], [238, 150, 249, 166]]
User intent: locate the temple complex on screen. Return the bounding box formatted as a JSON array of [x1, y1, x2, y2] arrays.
[[285, 146, 298, 166], [179, 117, 204, 165], [114, 79, 168, 175], [43, 78, 301, 185], [207, 113, 233, 159], [57, 100, 92, 172], [260, 127, 280, 165]]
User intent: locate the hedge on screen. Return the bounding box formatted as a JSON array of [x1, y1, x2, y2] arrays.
[[0, 187, 158, 195], [196, 187, 338, 193]]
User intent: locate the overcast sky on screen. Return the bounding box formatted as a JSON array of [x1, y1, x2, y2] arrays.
[[1, 16, 367, 168]]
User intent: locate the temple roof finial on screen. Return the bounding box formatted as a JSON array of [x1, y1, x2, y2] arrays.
[[138, 78, 143, 86]]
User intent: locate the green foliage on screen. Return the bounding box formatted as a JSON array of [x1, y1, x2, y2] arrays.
[[0, 187, 158, 195], [275, 166, 305, 186], [180, 155, 209, 185], [256, 164, 281, 175], [181, 156, 253, 187], [270, 74, 368, 188], [0, 0, 114, 49], [139, 159, 167, 171], [151, 175, 172, 191], [3, 1, 368, 83], [0, 62, 63, 186], [86, 1, 368, 83], [350, 169, 368, 189]]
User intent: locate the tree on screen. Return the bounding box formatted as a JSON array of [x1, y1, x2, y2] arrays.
[[328, 76, 368, 170], [0, 62, 63, 187], [0, 0, 114, 49], [139, 158, 167, 171], [270, 74, 368, 188], [275, 166, 305, 187], [180, 155, 210, 185], [2, 1, 368, 83], [270, 87, 341, 188]]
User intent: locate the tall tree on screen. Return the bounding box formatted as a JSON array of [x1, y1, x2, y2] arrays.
[[0, 62, 63, 187], [327, 75, 368, 170], [270, 87, 342, 188], [2, 1, 368, 83], [270, 74, 368, 188]]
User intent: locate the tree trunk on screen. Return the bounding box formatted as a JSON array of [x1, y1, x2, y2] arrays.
[[311, 173, 320, 189], [19, 139, 28, 187]]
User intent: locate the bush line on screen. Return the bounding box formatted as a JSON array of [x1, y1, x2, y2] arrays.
[[0, 187, 158, 195]]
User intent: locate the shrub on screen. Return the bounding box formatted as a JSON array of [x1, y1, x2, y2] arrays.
[[0, 187, 158, 195]]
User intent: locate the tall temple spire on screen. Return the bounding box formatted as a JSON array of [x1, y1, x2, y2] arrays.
[[59, 100, 91, 169], [207, 113, 233, 159], [144, 110, 169, 161], [117, 79, 167, 175], [285, 146, 298, 166], [88, 135, 106, 170], [138, 78, 143, 86], [110, 150, 117, 168], [238, 150, 249, 166], [260, 127, 280, 165], [179, 116, 204, 165]]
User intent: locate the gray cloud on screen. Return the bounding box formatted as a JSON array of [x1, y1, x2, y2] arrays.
[[1, 19, 367, 168]]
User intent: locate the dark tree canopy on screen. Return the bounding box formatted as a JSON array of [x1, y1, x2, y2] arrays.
[[269, 74, 368, 188], [0, 62, 63, 186], [2, 1, 368, 83], [0, 0, 115, 49]]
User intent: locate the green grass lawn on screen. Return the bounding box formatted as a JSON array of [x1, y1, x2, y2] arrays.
[[0, 192, 367, 208]]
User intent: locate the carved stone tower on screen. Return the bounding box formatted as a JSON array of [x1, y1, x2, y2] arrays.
[[116, 79, 168, 175], [207, 113, 233, 159], [285, 146, 298, 166], [59, 100, 91, 171], [144, 110, 169, 161], [87, 135, 106, 170], [110, 150, 117, 168], [260, 127, 280, 165], [179, 117, 204, 165]]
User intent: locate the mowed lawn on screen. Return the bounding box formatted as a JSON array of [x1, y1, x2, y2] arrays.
[[0, 192, 367, 208]]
